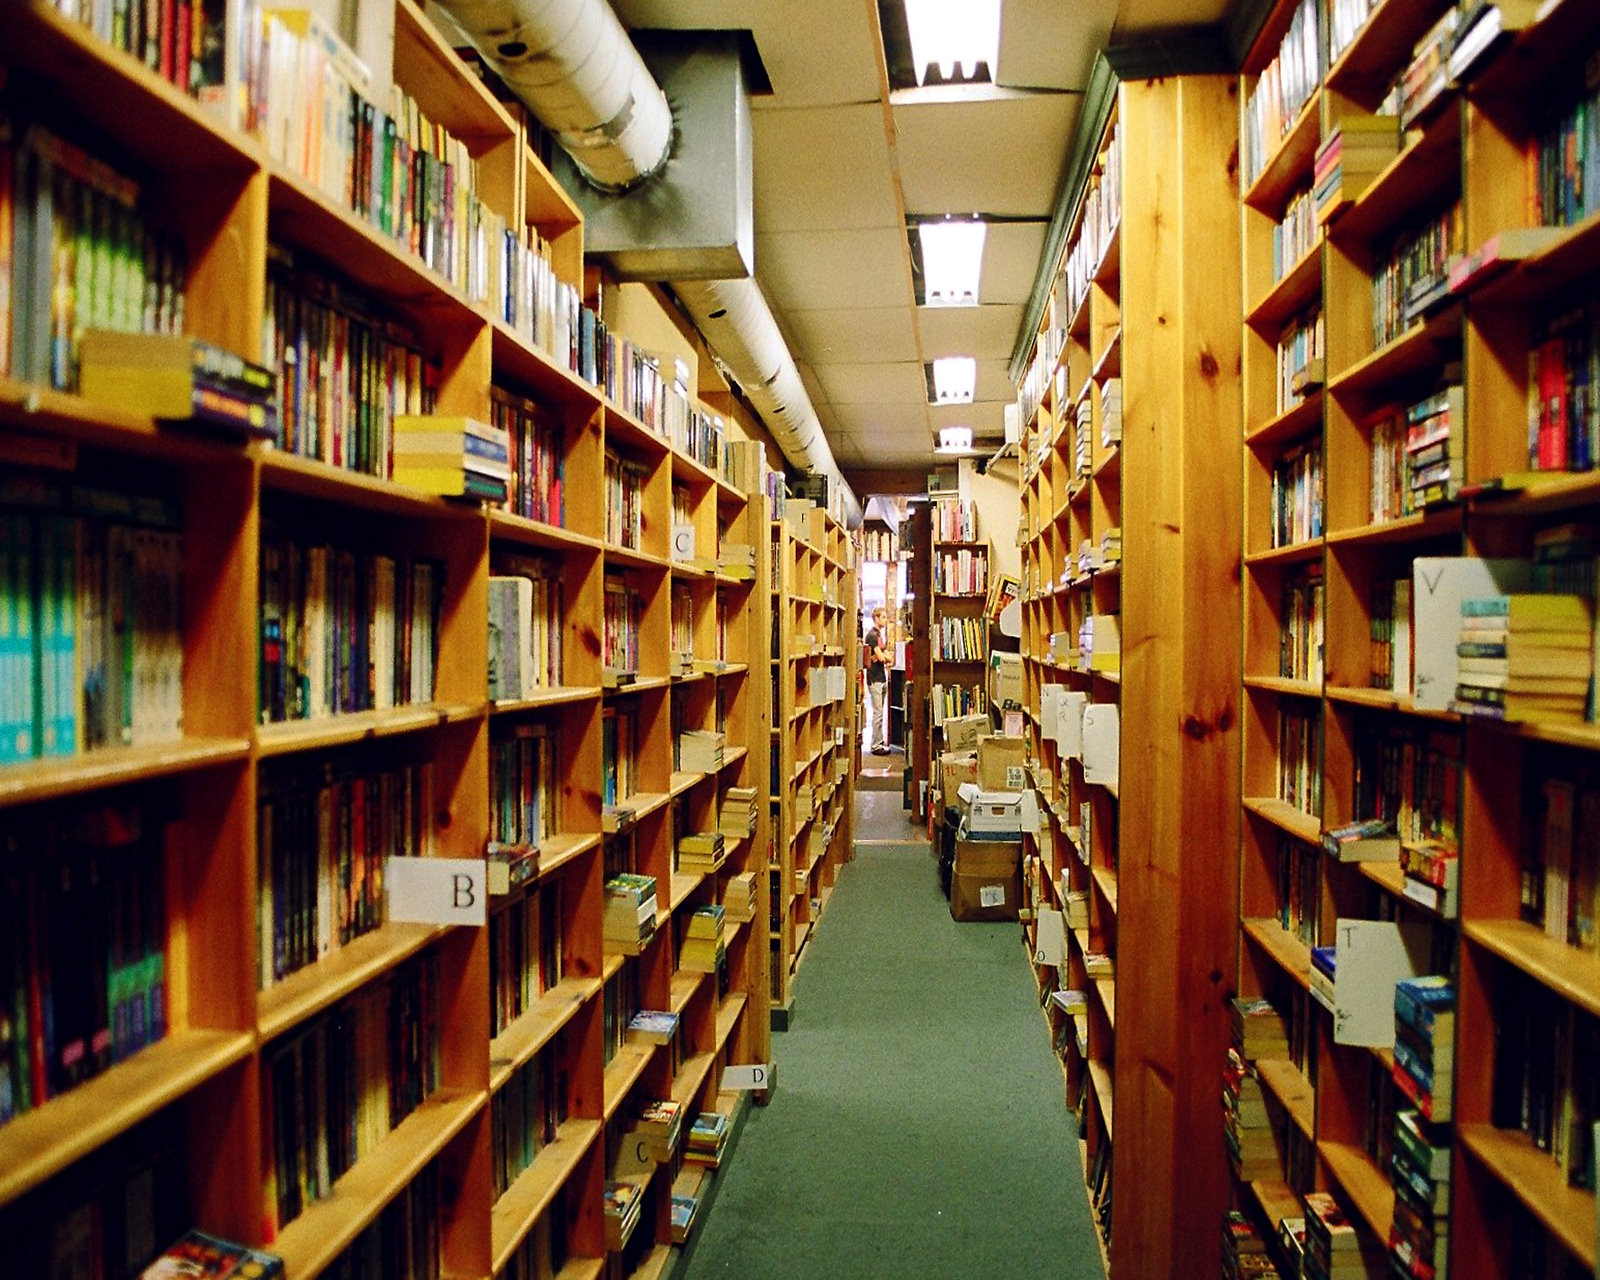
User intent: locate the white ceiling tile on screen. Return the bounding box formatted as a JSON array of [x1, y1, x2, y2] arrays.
[[785, 307, 921, 365], [917, 305, 1025, 361], [975, 359, 1016, 402], [796, 361, 832, 411], [815, 361, 928, 405], [894, 90, 1081, 218], [1112, 0, 1232, 36], [757, 227, 913, 312], [930, 400, 1009, 435], [979, 221, 1050, 305], [996, 0, 1118, 91], [755, 105, 901, 232], [832, 402, 932, 436]]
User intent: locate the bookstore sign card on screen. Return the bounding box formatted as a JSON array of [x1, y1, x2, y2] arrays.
[[387, 857, 490, 926]]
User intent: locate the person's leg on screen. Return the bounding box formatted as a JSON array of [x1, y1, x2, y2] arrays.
[[868, 679, 887, 751]]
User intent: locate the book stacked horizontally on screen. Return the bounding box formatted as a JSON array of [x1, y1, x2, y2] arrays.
[[393, 415, 511, 503], [1223, 1211, 1279, 1280], [1230, 996, 1290, 1062], [719, 786, 758, 838], [1303, 1190, 1386, 1279], [677, 830, 726, 875], [603, 1177, 646, 1250], [678, 728, 725, 775], [1100, 526, 1122, 565], [670, 1191, 699, 1244], [626, 1008, 679, 1046], [1321, 818, 1400, 864], [1404, 386, 1463, 508], [1313, 114, 1400, 224], [683, 1110, 730, 1168], [603, 873, 658, 955], [1389, 1107, 1451, 1280], [79, 330, 278, 440], [1453, 593, 1593, 722], [1223, 1046, 1282, 1181], [1392, 975, 1454, 1124], [636, 1097, 684, 1162], [679, 904, 726, 974], [1399, 840, 1458, 918], [1100, 378, 1122, 447], [722, 871, 758, 922], [138, 1229, 285, 1278]]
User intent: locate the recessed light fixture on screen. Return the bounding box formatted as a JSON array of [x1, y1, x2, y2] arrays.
[[936, 426, 974, 453], [928, 356, 976, 405], [902, 0, 1000, 86], [917, 218, 986, 308]]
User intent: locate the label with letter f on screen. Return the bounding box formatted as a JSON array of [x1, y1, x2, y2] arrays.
[[386, 857, 489, 927]]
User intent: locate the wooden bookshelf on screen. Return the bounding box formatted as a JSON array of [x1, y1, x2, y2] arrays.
[[0, 6, 778, 1276]]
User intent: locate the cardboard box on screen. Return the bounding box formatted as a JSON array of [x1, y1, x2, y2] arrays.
[[939, 751, 978, 801], [990, 651, 1024, 709], [950, 839, 1021, 922], [978, 735, 1028, 791], [959, 785, 1037, 838], [943, 713, 990, 753]]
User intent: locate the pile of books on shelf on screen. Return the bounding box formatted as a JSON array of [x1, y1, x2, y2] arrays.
[[719, 541, 758, 581], [670, 1190, 700, 1245], [677, 829, 726, 874], [1398, 8, 1460, 129], [1399, 839, 1459, 917], [1452, 593, 1593, 723], [683, 1110, 730, 1168], [392, 415, 510, 504], [1100, 378, 1122, 448], [719, 785, 759, 839], [603, 873, 658, 955], [139, 1230, 285, 1278], [1390, 1107, 1451, 1280], [1321, 818, 1399, 864], [1313, 114, 1400, 226], [723, 871, 758, 922], [1077, 538, 1105, 577], [679, 904, 726, 974], [1100, 527, 1122, 565], [603, 1177, 646, 1250], [80, 331, 277, 440], [1402, 386, 1464, 508], [1079, 613, 1120, 675], [626, 1008, 679, 1047], [1304, 1191, 1385, 1279], [1392, 975, 1454, 1125], [1049, 988, 1088, 1059], [1274, 186, 1318, 274], [635, 1097, 685, 1163], [678, 728, 725, 775], [1223, 1047, 1281, 1181], [1074, 400, 1093, 478], [1222, 1211, 1278, 1280]]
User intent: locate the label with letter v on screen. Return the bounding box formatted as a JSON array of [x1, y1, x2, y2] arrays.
[[387, 857, 489, 926]]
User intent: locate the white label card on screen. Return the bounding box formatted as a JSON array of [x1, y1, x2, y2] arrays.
[[979, 885, 1006, 907], [386, 857, 488, 926], [724, 1063, 774, 1090]]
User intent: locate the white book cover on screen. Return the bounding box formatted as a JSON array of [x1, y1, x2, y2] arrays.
[[1411, 557, 1530, 710]]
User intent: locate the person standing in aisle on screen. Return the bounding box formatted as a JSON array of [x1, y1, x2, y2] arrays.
[[864, 606, 891, 754]]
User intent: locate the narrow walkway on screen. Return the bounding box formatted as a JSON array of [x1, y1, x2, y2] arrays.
[[680, 791, 1103, 1279]]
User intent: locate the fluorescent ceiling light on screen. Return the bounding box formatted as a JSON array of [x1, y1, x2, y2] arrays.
[[903, 0, 999, 86], [918, 219, 986, 307], [931, 356, 976, 405], [937, 426, 974, 453]]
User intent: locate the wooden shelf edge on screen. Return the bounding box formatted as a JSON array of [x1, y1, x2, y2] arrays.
[[489, 1118, 604, 1273], [1460, 1124, 1598, 1270], [258, 922, 451, 1042]]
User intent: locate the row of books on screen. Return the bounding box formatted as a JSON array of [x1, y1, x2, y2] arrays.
[[1275, 307, 1324, 413], [934, 614, 986, 663], [1273, 186, 1318, 280], [491, 386, 565, 527], [1527, 302, 1600, 474], [0, 795, 169, 1125], [489, 721, 558, 876], [1275, 836, 1321, 954], [930, 498, 979, 544], [1389, 979, 1453, 1278], [603, 449, 649, 552], [1526, 773, 1600, 955], [599, 954, 640, 1064], [488, 559, 565, 702], [601, 576, 642, 679], [264, 949, 441, 1232], [931, 681, 986, 724], [861, 527, 899, 561], [1396, 7, 1459, 129], [1241, 0, 1321, 188], [321, 1166, 438, 1280], [1280, 563, 1324, 684], [1371, 200, 1461, 349], [932, 548, 988, 595], [0, 473, 183, 764], [1351, 720, 1461, 852], [1368, 578, 1412, 693], [1529, 48, 1600, 231], [3, 117, 188, 391], [489, 877, 564, 1039], [1277, 705, 1322, 818], [1368, 384, 1463, 521], [1270, 439, 1323, 549], [1062, 119, 1122, 317], [257, 755, 433, 989], [491, 1043, 565, 1200], [258, 534, 442, 723], [601, 704, 638, 815]]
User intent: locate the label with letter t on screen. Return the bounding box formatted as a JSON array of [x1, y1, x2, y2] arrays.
[[387, 857, 489, 926]]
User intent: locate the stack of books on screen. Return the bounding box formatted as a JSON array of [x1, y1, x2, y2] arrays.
[[1100, 378, 1122, 448], [719, 786, 759, 838], [1310, 944, 1337, 1012], [719, 542, 757, 581], [1313, 115, 1401, 224], [603, 873, 658, 955], [723, 871, 758, 922], [1223, 1211, 1278, 1279], [1404, 386, 1464, 508], [137, 1230, 285, 1277], [79, 331, 278, 440], [1083, 613, 1121, 675], [1100, 526, 1122, 565], [678, 728, 725, 775], [683, 1111, 730, 1168], [1399, 840, 1459, 917], [670, 1191, 699, 1244], [626, 1008, 679, 1046], [1229, 996, 1290, 1061], [1077, 538, 1104, 577], [1453, 593, 1593, 722], [636, 1097, 685, 1162], [1304, 1191, 1385, 1278], [1321, 818, 1400, 863], [603, 1177, 646, 1250], [1223, 1047, 1281, 1181], [1074, 400, 1093, 478], [393, 415, 511, 503], [1397, 7, 1459, 129], [677, 830, 726, 874], [679, 904, 726, 974], [1389, 1107, 1452, 1280], [1392, 975, 1454, 1124]]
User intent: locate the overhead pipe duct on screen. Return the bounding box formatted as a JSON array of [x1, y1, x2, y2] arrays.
[[431, 0, 862, 526]]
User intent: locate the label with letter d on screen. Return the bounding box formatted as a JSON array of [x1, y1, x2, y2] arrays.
[[387, 857, 488, 926], [723, 1063, 773, 1091]]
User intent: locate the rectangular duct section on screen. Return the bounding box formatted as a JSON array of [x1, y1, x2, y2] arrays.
[[550, 30, 754, 281]]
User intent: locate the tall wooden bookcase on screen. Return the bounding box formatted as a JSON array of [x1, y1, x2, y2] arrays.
[[1231, 0, 1600, 1276], [1016, 71, 1243, 1278], [0, 5, 773, 1277], [767, 501, 857, 1028], [927, 499, 992, 772]]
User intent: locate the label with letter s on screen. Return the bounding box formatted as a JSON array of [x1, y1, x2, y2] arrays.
[[386, 857, 488, 926]]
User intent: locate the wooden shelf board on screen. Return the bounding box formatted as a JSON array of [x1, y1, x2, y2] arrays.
[[489, 1117, 604, 1273], [272, 1088, 485, 1279], [1326, 304, 1462, 403], [1244, 538, 1325, 569], [715, 992, 750, 1054], [604, 404, 672, 460], [488, 511, 604, 555], [670, 970, 707, 1017], [1323, 685, 1460, 723], [0, 1028, 255, 1206], [0, 735, 251, 809], [1246, 391, 1324, 450], [1241, 918, 1313, 991], [0, 376, 255, 466], [1093, 977, 1116, 1033], [1464, 919, 1600, 1020], [1330, 108, 1461, 246], [669, 770, 709, 798], [670, 447, 723, 491], [1246, 236, 1324, 334], [602, 543, 672, 572], [1246, 1179, 1304, 1232], [1324, 506, 1462, 547], [258, 922, 450, 1042], [1093, 444, 1122, 481], [1086, 1059, 1115, 1140], [1243, 675, 1323, 699], [669, 870, 705, 914], [1093, 222, 1122, 287], [489, 976, 603, 1093], [1255, 1058, 1315, 1139], [605, 676, 671, 703], [490, 686, 604, 714], [1092, 329, 1122, 383], [489, 321, 605, 410], [672, 1050, 717, 1107], [1326, 0, 1464, 100], [554, 1258, 607, 1280], [1091, 865, 1119, 914], [1319, 1140, 1394, 1242], [1460, 1124, 1598, 1270], [602, 1044, 655, 1121], [1244, 90, 1322, 215], [255, 703, 482, 757], [1242, 796, 1322, 845], [1465, 468, 1600, 519], [538, 831, 603, 880]]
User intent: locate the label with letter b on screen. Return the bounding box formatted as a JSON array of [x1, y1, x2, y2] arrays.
[[387, 857, 489, 926]]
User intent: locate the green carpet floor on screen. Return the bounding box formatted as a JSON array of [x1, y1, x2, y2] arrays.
[[678, 837, 1104, 1280]]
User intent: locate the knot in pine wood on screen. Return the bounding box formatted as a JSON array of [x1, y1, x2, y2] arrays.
[[1198, 348, 1220, 381]]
